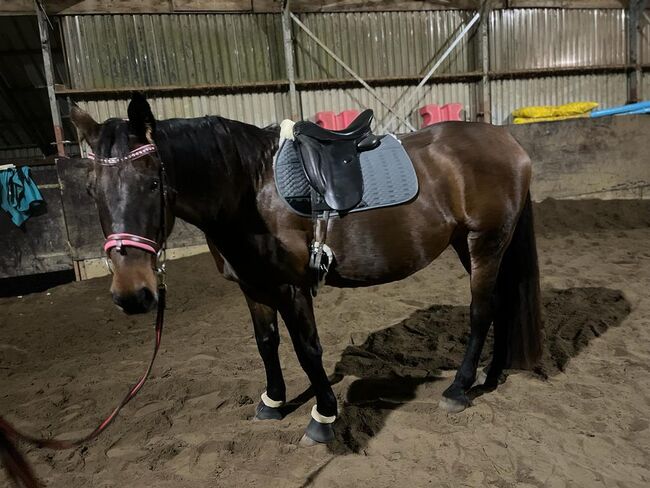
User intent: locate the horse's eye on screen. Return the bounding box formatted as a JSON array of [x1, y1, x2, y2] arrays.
[[150, 180, 159, 191]]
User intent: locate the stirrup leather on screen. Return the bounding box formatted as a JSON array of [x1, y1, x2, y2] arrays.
[[309, 208, 334, 297]]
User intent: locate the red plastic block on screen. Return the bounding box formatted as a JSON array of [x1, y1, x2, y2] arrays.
[[315, 110, 361, 130], [419, 103, 463, 127]]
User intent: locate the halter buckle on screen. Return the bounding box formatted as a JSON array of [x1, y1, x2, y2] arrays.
[[155, 247, 167, 289]]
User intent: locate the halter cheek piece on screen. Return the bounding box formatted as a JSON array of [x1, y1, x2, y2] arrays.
[[87, 143, 168, 285]]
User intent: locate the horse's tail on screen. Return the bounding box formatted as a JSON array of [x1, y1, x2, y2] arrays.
[[494, 191, 543, 369], [0, 423, 41, 488]]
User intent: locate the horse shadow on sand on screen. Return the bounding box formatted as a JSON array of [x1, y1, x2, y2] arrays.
[[285, 287, 630, 455]]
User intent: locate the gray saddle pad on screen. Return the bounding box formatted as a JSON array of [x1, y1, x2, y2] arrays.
[[274, 134, 418, 217]]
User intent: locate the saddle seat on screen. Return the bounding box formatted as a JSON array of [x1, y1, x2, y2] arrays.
[[293, 109, 379, 212]]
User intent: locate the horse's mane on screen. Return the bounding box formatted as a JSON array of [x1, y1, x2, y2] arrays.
[[94, 115, 280, 188], [155, 115, 279, 187]]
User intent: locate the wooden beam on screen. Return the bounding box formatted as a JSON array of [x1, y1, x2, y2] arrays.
[[627, 0, 647, 103], [0, 0, 497, 14], [36, 1, 65, 157], [509, 0, 627, 7], [5, 0, 638, 15], [170, 0, 254, 11], [282, 1, 300, 120], [477, 5, 491, 123]]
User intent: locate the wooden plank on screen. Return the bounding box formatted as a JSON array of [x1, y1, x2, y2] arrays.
[[5, 0, 633, 14], [509, 116, 650, 201], [36, 1, 66, 157], [171, 0, 253, 11], [288, 0, 492, 11], [252, 0, 282, 12], [56, 158, 205, 261], [0, 0, 638, 14], [509, 0, 627, 7], [0, 166, 72, 278]]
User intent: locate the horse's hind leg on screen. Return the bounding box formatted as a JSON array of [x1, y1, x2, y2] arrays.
[[452, 233, 502, 388], [242, 290, 287, 420], [278, 286, 337, 445], [440, 229, 509, 413]]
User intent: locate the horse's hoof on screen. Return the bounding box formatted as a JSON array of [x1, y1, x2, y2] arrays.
[[254, 401, 283, 421], [299, 417, 334, 446], [439, 384, 470, 413], [438, 396, 469, 413]]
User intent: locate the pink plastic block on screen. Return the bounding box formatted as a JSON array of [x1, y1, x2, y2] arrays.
[[315, 111, 337, 129], [419, 103, 463, 127], [315, 110, 361, 130], [337, 110, 360, 129], [441, 103, 462, 121]]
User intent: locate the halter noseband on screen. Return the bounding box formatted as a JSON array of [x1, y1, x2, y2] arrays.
[[103, 233, 160, 255], [87, 143, 168, 282]]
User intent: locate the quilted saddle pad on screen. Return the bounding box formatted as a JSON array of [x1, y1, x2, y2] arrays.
[[274, 134, 418, 217]]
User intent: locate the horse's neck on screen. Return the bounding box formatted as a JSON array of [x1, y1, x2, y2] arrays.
[[160, 119, 278, 232]]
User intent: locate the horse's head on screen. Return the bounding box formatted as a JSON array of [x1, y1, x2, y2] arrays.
[[71, 93, 172, 314]]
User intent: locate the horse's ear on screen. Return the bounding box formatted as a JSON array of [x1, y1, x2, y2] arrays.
[[127, 92, 156, 142], [70, 106, 100, 146]]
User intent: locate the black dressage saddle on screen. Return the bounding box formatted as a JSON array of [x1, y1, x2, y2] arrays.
[[293, 109, 380, 212]]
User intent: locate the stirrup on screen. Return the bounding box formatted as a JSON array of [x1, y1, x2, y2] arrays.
[[309, 241, 333, 297]]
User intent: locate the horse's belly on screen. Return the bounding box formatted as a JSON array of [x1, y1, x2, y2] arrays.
[[324, 206, 454, 287]]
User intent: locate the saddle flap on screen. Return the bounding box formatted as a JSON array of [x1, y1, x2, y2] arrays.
[[295, 137, 364, 212]]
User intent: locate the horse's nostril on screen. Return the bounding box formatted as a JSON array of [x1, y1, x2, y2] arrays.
[[137, 287, 156, 311], [112, 288, 157, 315]]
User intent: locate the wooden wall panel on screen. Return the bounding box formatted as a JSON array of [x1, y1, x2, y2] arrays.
[[0, 166, 71, 278]]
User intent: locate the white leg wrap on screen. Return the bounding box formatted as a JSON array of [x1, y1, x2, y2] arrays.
[[311, 404, 336, 424], [261, 391, 284, 408]]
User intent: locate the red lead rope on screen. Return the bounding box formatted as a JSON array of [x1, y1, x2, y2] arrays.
[[0, 287, 166, 488]]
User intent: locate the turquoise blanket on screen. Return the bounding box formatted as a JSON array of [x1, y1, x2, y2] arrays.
[[0, 166, 44, 226]]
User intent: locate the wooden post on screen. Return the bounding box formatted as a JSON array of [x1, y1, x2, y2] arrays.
[[282, 1, 300, 120], [627, 0, 647, 103], [35, 0, 65, 157], [477, 5, 491, 123]]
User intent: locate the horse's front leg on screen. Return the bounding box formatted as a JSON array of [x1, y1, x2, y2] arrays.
[[242, 289, 287, 420], [278, 286, 337, 445]]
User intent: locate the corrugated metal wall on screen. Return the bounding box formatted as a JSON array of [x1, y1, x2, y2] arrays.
[[489, 9, 626, 70], [61, 9, 632, 131], [295, 11, 477, 81], [61, 14, 285, 88]]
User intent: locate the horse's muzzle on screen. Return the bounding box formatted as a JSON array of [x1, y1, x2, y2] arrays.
[[112, 287, 157, 315]]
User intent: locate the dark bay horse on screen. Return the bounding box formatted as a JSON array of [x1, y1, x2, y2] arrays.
[[70, 93, 542, 440], [1, 92, 542, 483]]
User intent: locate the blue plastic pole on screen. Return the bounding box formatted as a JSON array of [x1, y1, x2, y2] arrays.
[[619, 107, 650, 115], [590, 100, 650, 118]]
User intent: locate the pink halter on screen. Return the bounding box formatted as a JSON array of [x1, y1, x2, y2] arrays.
[[87, 143, 157, 166], [87, 143, 162, 257], [103, 233, 160, 255]]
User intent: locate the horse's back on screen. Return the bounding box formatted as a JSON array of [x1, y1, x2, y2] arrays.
[[401, 122, 532, 232]]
